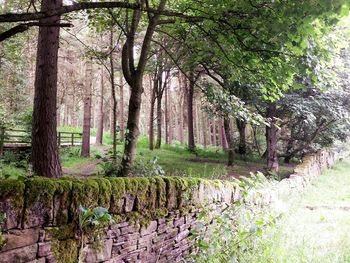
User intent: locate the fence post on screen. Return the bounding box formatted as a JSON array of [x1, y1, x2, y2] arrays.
[[71, 133, 74, 146], [0, 128, 4, 156], [58, 132, 61, 147]]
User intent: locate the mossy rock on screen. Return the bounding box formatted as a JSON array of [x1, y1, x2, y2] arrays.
[[70, 179, 99, 220], [51, 238, 79, 263], [124, 178, 151, 211], [53, 179, 73, 225], [93, 178, 112, 209], [0, 179, 25, 230], [23, 177, 56, 228], [108, 178, 125, 214]]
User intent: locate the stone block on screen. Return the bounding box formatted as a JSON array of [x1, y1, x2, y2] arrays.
[[1, 228, 39, 252], [53, 179, 72, 225], [0, 244, 37, 263], [140, 220, 157, 236], [175, 230, 189, 243], [124, 194, 136, 213], [83, 239, 113, 263], [37, 242, 51, 257], [27, 258, 46, 263], [174, 217, 185, 227]]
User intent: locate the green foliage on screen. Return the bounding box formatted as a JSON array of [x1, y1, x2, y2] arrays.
[[190, 173, 278, 262], [78, 205, 115, 235], [0, 151, 29, 180], [0, 212, 6, 249]]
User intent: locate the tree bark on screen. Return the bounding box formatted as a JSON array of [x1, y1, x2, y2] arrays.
[[236, 118, 247, 155], [81, 61, 92, 157], [31, 0, 62, 178], [187, 70, 195, 151], [266, 102, 279, 172], [119, 74, 124, 142], [165, 80, 169, 144], [109, 30, 117, 159], [71, 91, 78, 127], [95, 67, 104, 145], [212, 118, 217, 146], [224, 117, 234, 166], [149, 84, 156, 150], [155, 73, 163, 149]]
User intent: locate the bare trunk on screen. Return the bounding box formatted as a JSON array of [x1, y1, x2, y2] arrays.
[[71, 92, 78, 127], [95, 68, 104, 145], [119, 74, 125, 142], [165, 82, 169, 144], [31, 0, 62, 178], [81, 61, 92, 157], [266, 102, 279, 172], [110, 31, 117, 159], [120, 77, 142, 175], [224, 117, 234, 166], [236, 118, 247, 155], [149, 86, 156, 150], [120, 0, 166, 175], [202, 114, 208, 149], [212, 118, 217, 146], [187, 71, 195, 151], [155, 89, 162, 149], [63, 104, 68, 126]]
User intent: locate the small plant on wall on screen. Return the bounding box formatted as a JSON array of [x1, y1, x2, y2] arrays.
[[78, 205, 115, 263]]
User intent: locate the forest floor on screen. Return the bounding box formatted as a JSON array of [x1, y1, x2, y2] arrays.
[[262, 157, 350, 262], [59, 140, 295, 179]]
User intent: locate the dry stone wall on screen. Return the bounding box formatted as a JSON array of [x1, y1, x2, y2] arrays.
[[0, 149, 342, 263]]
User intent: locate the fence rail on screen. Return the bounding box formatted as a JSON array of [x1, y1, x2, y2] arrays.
[[0, 128, 83, 155]]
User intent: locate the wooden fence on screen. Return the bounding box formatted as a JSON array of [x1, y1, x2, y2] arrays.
[[0, 128, 82, 155]]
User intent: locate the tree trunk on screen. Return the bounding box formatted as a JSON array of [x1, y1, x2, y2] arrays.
[[95, 67, 104, 145], [236, 118, 247, 155], [120, 77, 142, 175], [64, 104, 68, 126], [202, 114, 208, 149], [149, 86, 156, 150], [81, 61, 92, 157], [224, 117, 234, 166], [31, 0, 62, 178], [187, 71, 195, 151], [119, 74, 125, 142], [109, 31, 117, 159], [155, 87, 163, 149], [266, 102, 279, 172], [165, 82, 169, 144], [212, 118, 217, 146], [120, 0, 166, 175], [71, 91, 78, 127]]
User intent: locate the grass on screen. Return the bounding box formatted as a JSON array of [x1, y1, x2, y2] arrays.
[[56, 132, 295, 179], [258, 157, 350, 262]]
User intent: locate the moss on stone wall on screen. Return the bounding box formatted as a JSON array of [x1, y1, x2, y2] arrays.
[[0, 179, 25, 217]]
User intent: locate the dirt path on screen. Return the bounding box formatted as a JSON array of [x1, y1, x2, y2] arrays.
[[62, 145, 109, 177], [268, 157, 350, 262]]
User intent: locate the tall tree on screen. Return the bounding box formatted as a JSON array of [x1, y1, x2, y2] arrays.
[[120, 0, 167, 175], [31, 0, 63, 178], [81, 61, 93, 157], [95, 67, 104, 145]]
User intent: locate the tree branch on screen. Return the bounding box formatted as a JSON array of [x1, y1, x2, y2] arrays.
[[0, 22, 71, 42]]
